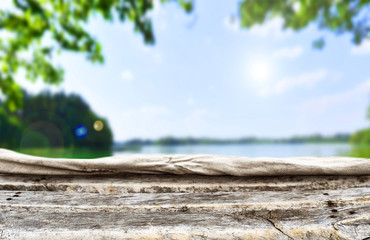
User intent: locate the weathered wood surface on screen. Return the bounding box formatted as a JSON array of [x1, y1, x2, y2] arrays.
[[1, 148, 370, 176], [0, 174, 369, 239]]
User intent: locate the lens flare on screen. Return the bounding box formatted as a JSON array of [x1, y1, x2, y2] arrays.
[[75, 125, 88, 139], [93, 120, 104, 131]]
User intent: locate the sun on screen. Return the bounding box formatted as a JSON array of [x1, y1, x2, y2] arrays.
[[250, 60, 272, 82]]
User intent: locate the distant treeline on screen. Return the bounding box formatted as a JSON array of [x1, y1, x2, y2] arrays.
[[115, 133, 351, 150]]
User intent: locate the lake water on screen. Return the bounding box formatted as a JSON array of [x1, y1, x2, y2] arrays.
[[114, 143, 352, 157]]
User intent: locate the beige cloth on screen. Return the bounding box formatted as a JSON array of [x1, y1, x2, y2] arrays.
[[0, 148, 369, 176]]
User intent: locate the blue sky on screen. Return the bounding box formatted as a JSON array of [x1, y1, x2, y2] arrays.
[[11, 0, 370, 141]]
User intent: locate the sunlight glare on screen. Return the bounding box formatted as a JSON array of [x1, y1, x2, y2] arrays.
[[250, 60, 272, 82]]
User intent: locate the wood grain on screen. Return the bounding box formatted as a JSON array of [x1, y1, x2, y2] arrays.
[[0, 174, 369, 239]]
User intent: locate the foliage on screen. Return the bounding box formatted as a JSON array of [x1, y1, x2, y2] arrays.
[[0, 0, 193, 110], [0, 107, 23, 148], [349, 128, 370, 157], [238, 0, 370, 48], [349, 105, 370, 158], [350, 128, 370, 145], [0, 91, 113, 156]]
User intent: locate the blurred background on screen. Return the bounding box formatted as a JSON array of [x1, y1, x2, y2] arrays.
[[0, 0, 369, 158]]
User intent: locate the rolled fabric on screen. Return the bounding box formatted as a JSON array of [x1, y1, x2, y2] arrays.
[[0, 148, 369, 176]]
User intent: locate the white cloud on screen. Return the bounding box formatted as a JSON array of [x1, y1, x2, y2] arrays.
[[10, 69, 62, 94], [275, 69, 328, 94], [249, 18, 291, 39], [139, 106, 170, 116], [148, 0, 168, 32], [152, 51, 163, 64], [140, 46, 163, 64], [259, 69, 328, 96], [204, 36, 213, 45], [150, 0, 192, 33], [151, 0, 162, 16], [350, 40, 370, 55], [302, 79, 370, 113], [0, 2, 15, 10], [113, 105, 171, 140], [119, 106, 170, 120], [121, 70, 134, 82], [186, 97, 196, 106], [223, 16, 292, 39], [273, 46, 304, 59], [184, 109, 213, 135], [16, 79, 60, 94]]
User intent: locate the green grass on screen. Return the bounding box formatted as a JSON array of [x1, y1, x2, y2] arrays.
[[16, 147, 112, 159]]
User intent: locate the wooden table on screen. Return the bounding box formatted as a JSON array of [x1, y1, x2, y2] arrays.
[[0, 174, 369, 239]]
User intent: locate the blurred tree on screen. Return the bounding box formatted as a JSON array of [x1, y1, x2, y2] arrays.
[[0, 107, 23, 148], [0, 0, 193, 110], [349, 128, 370, 157], [238, 0, 370, 49], [350, 128, 370, 145], [350, 104, 370, 157], [0, 91, 113, 153], [156, 136, 182, 146], [18, 91, 113, 151]]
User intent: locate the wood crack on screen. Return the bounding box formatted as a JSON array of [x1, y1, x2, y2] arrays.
[[266, 219, 294, 240]]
